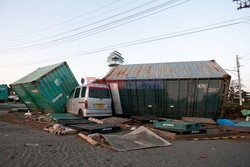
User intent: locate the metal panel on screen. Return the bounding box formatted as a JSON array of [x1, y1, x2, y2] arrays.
[[110, 78, 229, 118], [110, 83, 123, 114], [10, 62, 79, 113], [104, 60, 230, 80]]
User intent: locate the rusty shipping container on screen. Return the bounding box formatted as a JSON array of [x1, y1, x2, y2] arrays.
[[10, 62, 79, 113], [103, 60, 231, 118]]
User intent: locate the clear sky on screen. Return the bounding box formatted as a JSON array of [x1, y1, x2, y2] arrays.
[[0, 0, 249, 91]]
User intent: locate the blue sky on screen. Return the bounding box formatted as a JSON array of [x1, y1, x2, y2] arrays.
[[0, 0, 249, 91]]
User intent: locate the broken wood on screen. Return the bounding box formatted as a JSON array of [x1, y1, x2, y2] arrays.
[[219, 125, 250, 133], [175, 132, 240, 140], [149, 128, 176, 140], [43, 127, 49, 132], [78, 133, 98, 146], [182, 117, 216, 125]]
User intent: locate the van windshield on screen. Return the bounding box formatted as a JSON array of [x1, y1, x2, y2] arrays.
[[89, 88, 110, 99]]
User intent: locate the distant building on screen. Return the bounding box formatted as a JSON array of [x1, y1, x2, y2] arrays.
[[103, 60, 231, 118]]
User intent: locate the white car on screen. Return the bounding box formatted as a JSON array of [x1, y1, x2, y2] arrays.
[[65, 83, 112, 117]]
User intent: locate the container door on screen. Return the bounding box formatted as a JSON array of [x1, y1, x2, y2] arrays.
[[186, 80, 195, 117], [205, 80, 222, 118], [110, 83, 123, 115], [144, 80, 156, 116], [127, 80, 139, 116], [165, 80, 179, 118], [118, 81, 131, 116]]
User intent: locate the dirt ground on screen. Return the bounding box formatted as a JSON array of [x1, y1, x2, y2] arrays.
[[1, 103, 250, 167]]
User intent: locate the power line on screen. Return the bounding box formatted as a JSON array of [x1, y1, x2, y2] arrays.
[[1, 18, 245, 68], [0, 0, 162, 48], [0, 0, 179, 52], [2, 14, 247, 55], [0, 0, 124, 40]]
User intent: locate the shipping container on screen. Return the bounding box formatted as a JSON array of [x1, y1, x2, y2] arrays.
[[0, 84, 9, 102], [103, 60, 231, 119], [10, 62, 79, 113]]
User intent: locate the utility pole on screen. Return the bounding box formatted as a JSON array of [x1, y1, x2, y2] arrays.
[[233, 0, 250, 10], [236, 55, 243, 105]]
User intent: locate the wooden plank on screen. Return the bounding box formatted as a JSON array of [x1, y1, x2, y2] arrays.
[[78, 133, 98, 146], [219, 125, 250, 133], [175, 132, 240, 140], [149, 128, 176, 140], [182, 117, 216, 125]]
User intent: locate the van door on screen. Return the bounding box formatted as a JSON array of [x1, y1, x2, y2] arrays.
[[87, 87, 111, 116]]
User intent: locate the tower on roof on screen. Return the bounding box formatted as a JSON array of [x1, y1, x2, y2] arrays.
[[107, 51, 124, 68]]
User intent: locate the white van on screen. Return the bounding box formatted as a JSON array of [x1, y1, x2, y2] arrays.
[[65, 84, 112, 117]]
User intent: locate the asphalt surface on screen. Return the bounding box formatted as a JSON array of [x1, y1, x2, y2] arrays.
[[0, 103, 250, 167]]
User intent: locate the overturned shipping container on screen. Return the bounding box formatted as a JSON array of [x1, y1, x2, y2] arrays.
[[103, 60, 231, 118], [10, 62, 79, 113]]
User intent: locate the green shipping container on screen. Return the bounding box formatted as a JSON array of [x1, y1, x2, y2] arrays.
[[0, 84, 8, 102], [104, 60, 231, 119], [10, 62, 79, 113]]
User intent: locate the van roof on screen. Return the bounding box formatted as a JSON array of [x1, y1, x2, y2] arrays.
[[78, 83, 109, 88]]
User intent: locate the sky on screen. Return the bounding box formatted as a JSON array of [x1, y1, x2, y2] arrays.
[[0, 0, 249, 91]]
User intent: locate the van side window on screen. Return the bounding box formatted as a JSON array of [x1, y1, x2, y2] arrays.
[[69, 89, 75, 99], [81, 87, 86, 97], [74, 88, 80, 98], [89, 88, 110, 99]]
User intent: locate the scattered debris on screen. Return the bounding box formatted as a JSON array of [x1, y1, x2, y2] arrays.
[[49, 113, 82, 121], [102, 126, 172, 152], [246, 116, 250, 122], [131, 116, 164, 124], [44, 124, 78, 135], [78, 133, 98, 146], [153, 119, 206, 134], [241, 109, 250, 116], [210, 147, 216, 151], [8, 108, 29, 113], [25, 143, 39, 147], [219, 125, 250, 133], [216, 119, 236, 126], [88, 117, 104, 124], [57, 119, 94, 126], [130, 126, 136, 131], [182, 117, 216, 125], [24, 111, 32, 117], [70, 123, 120, 134], [200, 153, 207, 159], [235, 121, 250, 127], [38, 115, 51, 122], [102, 117, 132, 124]]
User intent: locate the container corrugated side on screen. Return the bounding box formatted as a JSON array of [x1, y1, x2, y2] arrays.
[[0, 84, 8, 102], [11, 62, 79, 112], [110, 78, 230, 118]]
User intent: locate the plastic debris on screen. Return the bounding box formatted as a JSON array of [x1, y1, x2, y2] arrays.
[[241, 109, 250, 116], [24, 110, 32, 117], [44, 124, 78, 135], [216, 119, 236, 126]]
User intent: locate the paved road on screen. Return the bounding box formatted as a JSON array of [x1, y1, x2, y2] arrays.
[[0, 103, 250, 167], [0, 121, 250, 167]]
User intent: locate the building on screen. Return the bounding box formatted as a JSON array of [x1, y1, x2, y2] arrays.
[[103, 60, 231, 118]]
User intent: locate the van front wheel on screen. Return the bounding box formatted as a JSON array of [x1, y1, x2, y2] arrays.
[[78, 109, 83, 117]]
